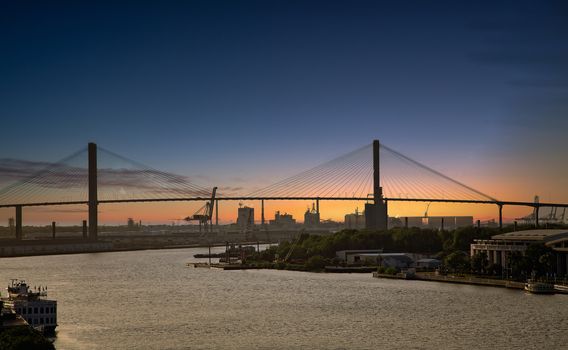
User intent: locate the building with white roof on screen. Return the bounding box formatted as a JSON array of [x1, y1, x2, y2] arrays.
[[470, 229, 568, 276]]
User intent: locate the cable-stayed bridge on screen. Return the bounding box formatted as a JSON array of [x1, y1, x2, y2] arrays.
[[0, 140, 566, 240]]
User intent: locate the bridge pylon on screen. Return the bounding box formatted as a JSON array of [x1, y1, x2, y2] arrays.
[[365, 139, 388, 230]]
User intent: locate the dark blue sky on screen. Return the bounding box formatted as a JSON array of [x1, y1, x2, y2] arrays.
[[1, 0, 567, 200]]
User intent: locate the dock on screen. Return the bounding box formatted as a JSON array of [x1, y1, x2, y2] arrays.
[[186, 262, 263, 270], [324, 266, 376, 273]]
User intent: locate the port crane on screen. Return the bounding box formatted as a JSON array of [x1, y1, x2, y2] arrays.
[[515, 195, 568, 225], [421, 202, 431, 226], [424, 202, 431, 217], [184, 187, 217, 233]]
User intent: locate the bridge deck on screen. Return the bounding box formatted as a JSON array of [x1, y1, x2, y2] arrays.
[[0, 197, 566, 208]]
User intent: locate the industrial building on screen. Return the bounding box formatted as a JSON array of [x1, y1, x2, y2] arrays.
[[335, 250, 413, 268], [127, 218, 141, 229], [345, 208, 365, 229], [365, 200, 388, 230], [237, 206, 254, 229], [304, 203, 320, 226], [415, 258, 442, 269], [335, 249, 383, 261], [392, 216, 474, 230], [269, 211, 295, 226], [470, 229, 568, 276]]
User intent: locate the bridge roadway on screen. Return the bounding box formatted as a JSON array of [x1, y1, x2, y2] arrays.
[[1, 197, 567, 208]]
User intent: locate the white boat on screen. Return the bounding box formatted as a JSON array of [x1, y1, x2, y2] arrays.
[[1, 279, 57, 334], [553, 284, 568, 294], [524, 280, 555, 294]]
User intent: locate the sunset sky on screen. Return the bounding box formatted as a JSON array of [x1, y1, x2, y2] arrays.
[[1, 1, 567, 225]]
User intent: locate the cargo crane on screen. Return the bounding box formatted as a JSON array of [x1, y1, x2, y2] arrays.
[[283, 234, 302, 262], [422, 202, 431, 226], [424, 202, 431, 218], [184, 187, 217, 233], [515, 195, 568, 225]]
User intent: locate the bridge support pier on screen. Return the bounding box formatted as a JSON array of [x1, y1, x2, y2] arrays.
[[498, 204, 503, 231], [82, 220, 87, 238], [384, 199, 388, 230], [215, 200, 219, 228], [88, 142, 98, 240], [261, 199, 265, 228], [535, 205, 540, 228], [15, 205, 22, 240], [52, 221, 56, 239]]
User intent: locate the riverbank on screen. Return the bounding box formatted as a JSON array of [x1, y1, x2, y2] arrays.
[[191, 262, 568, 294], [188, 262, 310, 271], [189, 262, 380, 273], [0, 239, 272, 258], [373, 272, 526, 289]]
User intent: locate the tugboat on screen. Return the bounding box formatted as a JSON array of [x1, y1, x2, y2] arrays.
[[1, 279, 57, 334], [524, 279, 555, 294]]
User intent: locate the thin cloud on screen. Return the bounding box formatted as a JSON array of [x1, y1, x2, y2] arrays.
[[0, 159, 213, 204]]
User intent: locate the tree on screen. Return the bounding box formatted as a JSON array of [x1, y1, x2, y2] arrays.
[[444, 251, 469, 273], [487, 263, 502, 276], [525, 244, 556, 278], [507, 251, 529, 280], [305, 255, 327, 270], [449, 227, 495, 252], [0, 327, 55, 350], [471, 251, 489, 275]]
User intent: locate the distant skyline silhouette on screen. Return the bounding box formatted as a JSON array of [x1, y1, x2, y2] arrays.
[[1, 1, 566, 223]]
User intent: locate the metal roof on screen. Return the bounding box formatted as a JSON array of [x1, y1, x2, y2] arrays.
[[416, 258, 441, 263], [358, 253, 414, 262], [492, 229, 568, 242]]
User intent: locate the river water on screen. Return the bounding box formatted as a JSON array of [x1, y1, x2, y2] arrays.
[[0, 247, 566, 349]]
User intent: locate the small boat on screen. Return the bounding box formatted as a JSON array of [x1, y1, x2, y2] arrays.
[[553, 284, 568, 294], [524, 280, 555, 294]]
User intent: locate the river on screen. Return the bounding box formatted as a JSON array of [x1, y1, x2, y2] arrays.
[[0, 247, 566, 349]]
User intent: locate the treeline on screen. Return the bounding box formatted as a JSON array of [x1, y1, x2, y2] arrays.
[[247, 225, 564, 278], [250, 226, 504, 262]]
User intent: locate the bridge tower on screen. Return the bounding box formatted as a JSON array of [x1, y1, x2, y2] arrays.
[[365, 140, 388, 230], [88, 142, 98, 240]]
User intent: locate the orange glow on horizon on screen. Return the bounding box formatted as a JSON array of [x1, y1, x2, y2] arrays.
[[0, 198, 539, 227]]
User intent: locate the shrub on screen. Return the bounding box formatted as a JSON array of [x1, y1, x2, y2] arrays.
[[385, 267, 398, 275], [0, 327, 55, 350], [305, 255, 327, 270]]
